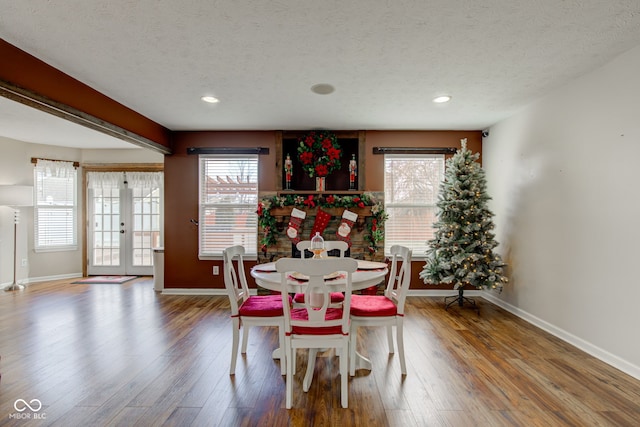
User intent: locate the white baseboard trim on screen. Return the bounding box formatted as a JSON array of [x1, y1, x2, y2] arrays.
[[407, 289, 483, 297], [160, 288, 229, 296], [26, 273, 84, 285], [164, 288, 476, 298], [481, 291, 640, 381]]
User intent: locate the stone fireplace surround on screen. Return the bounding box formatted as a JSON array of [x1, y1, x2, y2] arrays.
[[257, 191, 385, 264]]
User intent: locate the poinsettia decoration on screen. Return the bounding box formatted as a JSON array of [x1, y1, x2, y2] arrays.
[[297, 130, 342, 177]]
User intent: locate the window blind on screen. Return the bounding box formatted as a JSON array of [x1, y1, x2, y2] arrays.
[[34, 159, 78, 251], [384, 154, 444, 257], [199, 155, 258, 258]]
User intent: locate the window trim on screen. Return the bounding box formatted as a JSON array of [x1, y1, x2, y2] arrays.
[[383, 153, 445, 258], [198, 154, 259, 260], [33, 159, 78, 252]]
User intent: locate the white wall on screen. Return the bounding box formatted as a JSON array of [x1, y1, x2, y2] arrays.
[[0, 137, 163, 285], [483, 44, 640, 379], [0, 138, 83, 284]]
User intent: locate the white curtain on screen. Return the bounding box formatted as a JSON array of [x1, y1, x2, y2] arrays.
[[37, 159, 75, 178], [86, 171, 123, 189], [126, 172, 163, 190]]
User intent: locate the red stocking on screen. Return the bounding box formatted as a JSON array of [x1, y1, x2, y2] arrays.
[[286, 208, 306, 245], [310, 209, 331, 239], [336, 209, 358, 247]]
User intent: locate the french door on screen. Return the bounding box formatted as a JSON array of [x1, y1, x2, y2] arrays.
[[87, 171, 163, 276]]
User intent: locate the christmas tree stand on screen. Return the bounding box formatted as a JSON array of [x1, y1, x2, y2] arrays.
[[444, 287, 479, 312]]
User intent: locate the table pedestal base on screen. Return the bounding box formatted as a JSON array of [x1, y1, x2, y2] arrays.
[[352, 351, 372, 372]]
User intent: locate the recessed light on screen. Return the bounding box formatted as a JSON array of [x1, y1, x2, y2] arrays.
[[311, 84, 335, 95], [201, 96, 220, 104], [433, 95, 451, 103]]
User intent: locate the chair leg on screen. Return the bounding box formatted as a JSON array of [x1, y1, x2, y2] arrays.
[[292, 348, 297, 374], [340, 341, 348, 408], [241, 324, 250, 354], [397, 318, 406, 375], [230, 318, 240, 375], [386, 324, 394, 354], [349, 323, 357, 376], [278, 325, 286, 375], [285, 341, 293, 409], [303, 348, 318, 392]]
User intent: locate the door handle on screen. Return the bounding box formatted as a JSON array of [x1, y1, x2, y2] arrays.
[[120, 230, 125, 234]]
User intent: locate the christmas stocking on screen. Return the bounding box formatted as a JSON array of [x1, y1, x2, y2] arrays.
[[310, 209, 331, 239], [336, 209, 358, 247], [286, 208, 306, 245]]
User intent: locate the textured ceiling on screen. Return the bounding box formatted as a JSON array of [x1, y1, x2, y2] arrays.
[[1, 0, 640, 149]]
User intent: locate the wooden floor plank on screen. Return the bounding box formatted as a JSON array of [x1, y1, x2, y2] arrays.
[[1, 278, 639, 426]]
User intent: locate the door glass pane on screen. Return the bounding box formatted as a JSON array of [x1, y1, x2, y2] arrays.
[[92, 187, 121, 266], [131, 186, 161, 267]]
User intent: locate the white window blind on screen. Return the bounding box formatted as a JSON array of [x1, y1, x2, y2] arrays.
[[34, 159, 78, 251], [384, 154, 444, 257], [199, 155, 258, 258]]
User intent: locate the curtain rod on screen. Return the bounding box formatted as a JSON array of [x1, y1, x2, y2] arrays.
[[373, 147, 457, 155], [187, 147, 269, 155], [31, 157, 80, 168]]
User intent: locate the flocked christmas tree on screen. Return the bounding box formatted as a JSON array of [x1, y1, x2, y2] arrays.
[[419, 138, 508, 309]]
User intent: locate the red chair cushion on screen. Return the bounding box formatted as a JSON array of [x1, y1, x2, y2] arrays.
[[290, 308, 345, 335], [350, 295, 397, 317], [293, 292, 344, 304], [239, 295, 290, 317]]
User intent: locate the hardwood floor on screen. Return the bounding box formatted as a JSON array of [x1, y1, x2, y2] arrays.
[[1, 277, 639, 426]]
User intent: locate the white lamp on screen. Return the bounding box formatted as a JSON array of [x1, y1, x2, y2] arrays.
[[0, 185, 34, 291]]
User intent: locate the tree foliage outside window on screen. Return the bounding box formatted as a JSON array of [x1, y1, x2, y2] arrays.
[[199, 155, 258, 258], [384, 154, 444, 256]]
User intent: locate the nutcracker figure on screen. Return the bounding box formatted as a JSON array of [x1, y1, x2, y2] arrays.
[[349, 154, 357, 190], [284, 153, 293, 190]]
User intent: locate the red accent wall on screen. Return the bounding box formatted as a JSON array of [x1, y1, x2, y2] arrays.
[[164, 130, 482, 290], [164, 131, 277, 289]]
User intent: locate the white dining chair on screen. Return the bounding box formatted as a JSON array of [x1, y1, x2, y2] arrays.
[[349, 245, 412, 376], [294, 240, 348, 306], [275, 257, 358, 409], [223, 245, 290, 375]]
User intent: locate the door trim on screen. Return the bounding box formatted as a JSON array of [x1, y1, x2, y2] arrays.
[[82, 164, 163, 276]]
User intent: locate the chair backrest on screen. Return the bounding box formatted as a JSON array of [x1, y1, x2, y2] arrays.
[[384, 245, 412, 314], [296, 240, 349, 258], [223, 245, 250, 316], [276, 257, 358, 334]]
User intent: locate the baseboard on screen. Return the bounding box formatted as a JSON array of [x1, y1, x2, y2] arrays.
[[407, 289, 484, 297], [2, 273, 84, 289], [160, 288, 233, 296], [481, 291, 640, 381], [26, 273, 84, 284]]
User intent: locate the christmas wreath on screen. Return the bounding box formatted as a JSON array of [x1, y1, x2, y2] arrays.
[[297, 130, 342, 177]]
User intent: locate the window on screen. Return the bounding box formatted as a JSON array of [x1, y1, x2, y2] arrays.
[[34, 159, 78, 251], [384, 154, 445, 257], [199, 155, 258, 258]]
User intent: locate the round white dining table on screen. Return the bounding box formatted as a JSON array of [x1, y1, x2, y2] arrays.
[[250, 259, 388, 293], [250, 258, 389, 373]]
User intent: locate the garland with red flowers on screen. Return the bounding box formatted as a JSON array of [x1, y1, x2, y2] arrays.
[[297, 130, 342, 178], [257, 193, 388, 257]]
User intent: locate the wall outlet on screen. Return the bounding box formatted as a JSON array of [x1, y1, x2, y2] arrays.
[[213, 266, 219, 275], [21, 258, 28, 267]]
